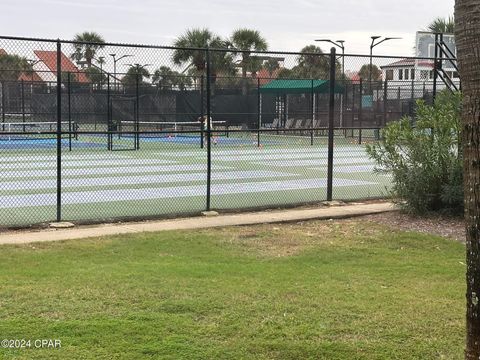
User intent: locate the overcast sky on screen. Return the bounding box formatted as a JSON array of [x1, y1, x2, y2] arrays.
[[2, 0, 454, 56]]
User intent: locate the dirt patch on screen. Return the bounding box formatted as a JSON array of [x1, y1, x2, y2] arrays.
[[204, 209, 465, 258], [207, 219, 389, 257], [358, 211, 465, 243]]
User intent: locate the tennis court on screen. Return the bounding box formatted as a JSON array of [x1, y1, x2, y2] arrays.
[[0, 129, 391, 226], [0, 36, 416, 227]]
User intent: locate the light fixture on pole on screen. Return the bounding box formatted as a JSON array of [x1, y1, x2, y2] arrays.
[[315, 39, 346, 127], [369, 36, 401, 140], [369, 36, 401, 89], [109, 53, 133, 89], [315, 39, 345, 79]]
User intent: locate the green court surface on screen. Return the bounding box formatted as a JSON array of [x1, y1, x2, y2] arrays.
[[0, 132, 391, 227]]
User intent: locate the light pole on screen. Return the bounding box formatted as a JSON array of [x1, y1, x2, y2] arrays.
[[109, 53, 133, 90], [315, 39, 345, 79], [316, 39, 346, 127], [369, 36, 401, 91], [369, 36, 400, 140]]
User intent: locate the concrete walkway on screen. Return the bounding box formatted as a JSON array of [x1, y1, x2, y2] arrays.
[[0, 202, 396, 245]]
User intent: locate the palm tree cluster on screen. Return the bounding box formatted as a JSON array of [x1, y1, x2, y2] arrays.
[[172, 28, 268, 79], [65, 28, 340, 90], [70, 31, 109, 86], [152, 66, 192, 91], [71, 31, 106, 68]]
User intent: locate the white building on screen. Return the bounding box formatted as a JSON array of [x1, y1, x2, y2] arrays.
[[379, 32, 459, 99]]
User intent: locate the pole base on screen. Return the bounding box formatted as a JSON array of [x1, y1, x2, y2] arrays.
[[49, 222, 75, 229], [201, 211, 219, 217]]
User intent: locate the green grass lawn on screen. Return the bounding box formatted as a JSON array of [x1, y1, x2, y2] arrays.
[[0, 219, 465, 359]]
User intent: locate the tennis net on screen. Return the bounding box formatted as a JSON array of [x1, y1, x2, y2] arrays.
[[0, 121, 78, 141], [117, 121, 228, 138]]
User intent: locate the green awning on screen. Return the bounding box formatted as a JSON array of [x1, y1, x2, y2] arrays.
[[259, 79, 343, 94]]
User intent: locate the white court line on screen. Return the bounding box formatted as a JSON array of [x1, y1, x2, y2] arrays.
[[253, 158, 375, 167], [1, 146, 367, 161], [1, 147, 367, 164], [0, 178, 377, 209], [1, 171, 292, 191], [150, 146, 367, 157], [0, 164, 226, 179], [0, 154, 132, 163], [209, 146, 368, 155], [213, 152, 370, 161], [2, 159, 176, 170], [309, 165, 378, 172]]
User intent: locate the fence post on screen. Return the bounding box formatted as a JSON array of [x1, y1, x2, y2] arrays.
[[310, 78, 314, 146], [67, 72, 72, 151], [383, 79, 388, 131], [1, 81, 4, 124], [432, 33, 439, 102], [21, 79, 25, 126], [206, 48, 212, 211], [107, 75, 111, 150], [351, 83, 355, 137], [257, 77, 261, 147], [327, 47, 336, 202], [135, 72, 140, 150], [374, 83, 380, 140], [359, 78, 363, 145], [410, 77, 415, 118], [56, 40, 62, 222], [200, 75, 204, 149]]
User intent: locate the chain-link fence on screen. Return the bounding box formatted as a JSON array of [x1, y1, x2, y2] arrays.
[[0, 36, 458, 227]]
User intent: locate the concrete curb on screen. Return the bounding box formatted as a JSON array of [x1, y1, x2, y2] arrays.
[[0, 202, 396, 245]]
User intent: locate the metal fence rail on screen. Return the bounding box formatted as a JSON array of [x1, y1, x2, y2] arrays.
[[0, 36, 458, 227]]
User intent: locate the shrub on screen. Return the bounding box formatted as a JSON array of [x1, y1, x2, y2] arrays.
[[366, 91, 462, 214]]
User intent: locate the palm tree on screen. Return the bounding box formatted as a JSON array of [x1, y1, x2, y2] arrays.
[[455, 0, 480, 357], [71, 31, 106, 67], [0, 54, 32, 81], [152, 66, 192, 90], [296, 45, 330, 79], [173, 28, 224, 73], [427, 16, 455, 33], [230, 29, 268, 77], [152, 66, 173, 88], [275, 45, 339, 80], [229, 29, 267, 94], [172, 28, 235, 92], [122, 65, 150, 87], [84, 67, 106, 89]]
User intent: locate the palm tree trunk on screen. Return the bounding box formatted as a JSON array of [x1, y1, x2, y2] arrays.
[[455, 1, 480, 358]]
